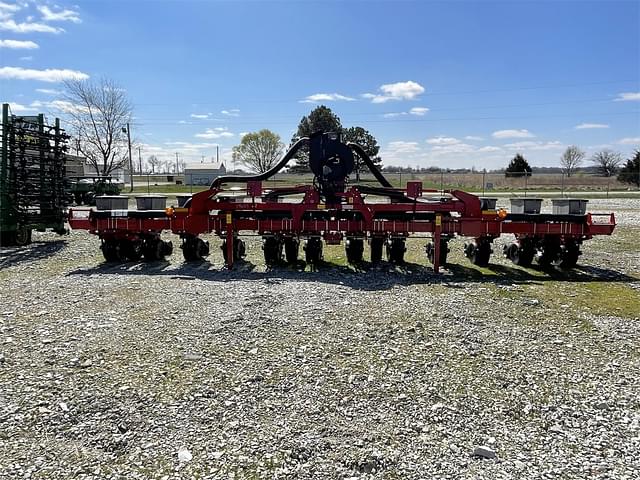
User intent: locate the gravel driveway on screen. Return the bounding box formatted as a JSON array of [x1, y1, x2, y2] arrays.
[[1, 199, 638, 479]]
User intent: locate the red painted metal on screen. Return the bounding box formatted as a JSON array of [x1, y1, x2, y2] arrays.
[[67, 184, 616, 270]]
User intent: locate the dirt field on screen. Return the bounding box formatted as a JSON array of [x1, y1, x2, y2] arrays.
[[0, 199, 638, 479]]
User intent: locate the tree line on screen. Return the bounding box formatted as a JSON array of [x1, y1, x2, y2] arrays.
[[505, 148, 639, 187]]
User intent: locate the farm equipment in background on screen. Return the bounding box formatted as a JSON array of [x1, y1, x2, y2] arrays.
[[67, 176, 122, 205], [0, 103, 69, 246], [68, 131, 616, 272]]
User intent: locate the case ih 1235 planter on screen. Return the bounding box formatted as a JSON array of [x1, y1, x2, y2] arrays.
[[68, 132, 616, 272]]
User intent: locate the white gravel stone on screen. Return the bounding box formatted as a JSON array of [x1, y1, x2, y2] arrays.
[[473, 445, 497, 459]]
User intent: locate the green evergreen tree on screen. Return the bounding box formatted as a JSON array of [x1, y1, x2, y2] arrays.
[[505, 153, 532, 177], [288, 106, 383, 175], [617, 149, 640, 187], [289, 106, 342, 173]]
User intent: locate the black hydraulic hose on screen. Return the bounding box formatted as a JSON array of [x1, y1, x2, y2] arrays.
[[347, 142, 393, 188], [210, 137, 309, 189], [356, 185, 414, 203]]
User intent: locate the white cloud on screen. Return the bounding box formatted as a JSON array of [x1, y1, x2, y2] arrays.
[[221, 109, 240, 116], [35, 88, 61, 95], [37, 5, 81, 23], [19, 55, 31, 60], [177, 120, 189, 124], [29, 99, 85, 113], [195, 127, 234, 139], [300, 93, 355, 103], [190, 113, 209, 119], [431, 142, 475, 154], [0, 19, 64, 33], [492, 129, 534, 139], [503, 140, 563, 151], [0, 39, 38, 48], [7, 102, 36, 113], [614, 92, 640, 102], [383, 106, 429, 118], [0, 66, 88, 82], [426, 136, 460, 146], [464, 135, 484, 141], [164, 141, 220, 149], [409, 107, 429, 116], [618, 137, 640, 145], [239, 131, 249, 138], [363, 80, 425, 103], [575, 123, 609, 130], [383, 112, 406, 118], [386, 141, 420, 153], [477, 146, 502, 153], [0, 2, 21, 13]]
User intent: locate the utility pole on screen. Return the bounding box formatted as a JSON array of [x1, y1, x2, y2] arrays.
[[138, 146, 142, 174], [125, 123, 133, 192], [175, 152, 179, 174], [482, 169, 486, 196], [216, 145, 219, 164]]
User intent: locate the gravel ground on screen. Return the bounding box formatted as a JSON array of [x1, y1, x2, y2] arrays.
[[1, 199, 639, 479]]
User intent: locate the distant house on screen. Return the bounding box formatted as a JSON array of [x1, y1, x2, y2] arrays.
[[184, 162, 226, 185]]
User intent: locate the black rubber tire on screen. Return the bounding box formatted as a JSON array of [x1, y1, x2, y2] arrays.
[[508, 242, 534, 267], [304, 237, 323, 264], [102, 240, 125, 262], [370, 237, 384, 263], [143, 238, 164, 261], [284, 238, 299, 264], [557, 242, 580, 269], [121, 240, 143, 261], [222, 238, 246, 264], [469, 241, 491, 267], [345, 238, 364, 264], [14, 226, 32, 246], [183, 237, 209, 262], [386, 238, 406, 264], [263, 237, 283, 266]]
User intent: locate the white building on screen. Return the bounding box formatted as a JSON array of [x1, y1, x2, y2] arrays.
[[184, 162, 226, 186]]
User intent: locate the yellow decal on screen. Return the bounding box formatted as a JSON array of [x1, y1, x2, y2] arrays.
[[226, 213, 232, 224], [317, 204, 326, 210], [435, 214, 442, 226]]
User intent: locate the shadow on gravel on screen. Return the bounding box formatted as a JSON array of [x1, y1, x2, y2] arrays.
[[66, 256, 638, 290], [0, 240, 68, 269], [448, 263, 637, 284]]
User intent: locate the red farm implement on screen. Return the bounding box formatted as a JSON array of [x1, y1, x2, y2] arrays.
[[68, 132, 615, 272]]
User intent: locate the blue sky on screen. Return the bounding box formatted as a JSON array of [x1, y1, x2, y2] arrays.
[[1, 0, 639, 170]]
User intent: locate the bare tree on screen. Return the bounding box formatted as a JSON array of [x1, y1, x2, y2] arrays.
[[232, 129, 283, 173], [591, 149, 622, 177], [147, 155, 159, 173], [560, 145, 584, 177], [63, 77, 132, 176]]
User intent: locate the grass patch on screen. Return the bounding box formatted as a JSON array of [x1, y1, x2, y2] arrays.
[[496, 280, 640, 320], [573, 283, 640, 318]]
